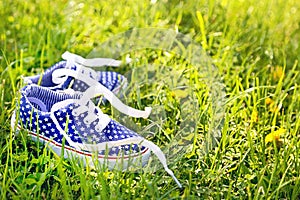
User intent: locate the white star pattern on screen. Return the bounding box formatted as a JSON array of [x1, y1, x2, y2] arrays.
[[92, 134, 97, 139], [74, 135, 80, 140], [111, 152, 118, 156], [18, 87, 143, 158]]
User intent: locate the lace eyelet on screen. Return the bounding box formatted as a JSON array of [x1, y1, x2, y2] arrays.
[[72, 109, 79, 116], [95, 125, 102, 132], [84, 118, 91, 124]]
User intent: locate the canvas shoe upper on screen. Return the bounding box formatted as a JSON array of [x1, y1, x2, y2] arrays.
[[11, 84, 182, 188]]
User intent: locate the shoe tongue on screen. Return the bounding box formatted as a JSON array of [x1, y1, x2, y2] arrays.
[[60, 77, 74, 90]]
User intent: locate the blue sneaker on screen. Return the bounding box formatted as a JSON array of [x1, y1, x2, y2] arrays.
[[11, 84, 182, 188], [24, 51, 128, 95]]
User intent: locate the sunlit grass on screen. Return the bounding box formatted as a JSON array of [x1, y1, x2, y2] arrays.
[[0, 0, 299, 199]]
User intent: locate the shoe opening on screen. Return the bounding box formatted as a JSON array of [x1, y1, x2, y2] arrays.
[[23, 85, 81, 112]]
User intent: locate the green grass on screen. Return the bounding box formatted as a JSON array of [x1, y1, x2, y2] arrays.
[[0, 0, 299, 199]]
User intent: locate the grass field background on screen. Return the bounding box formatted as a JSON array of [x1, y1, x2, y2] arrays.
[[0, 0, 299, 199]]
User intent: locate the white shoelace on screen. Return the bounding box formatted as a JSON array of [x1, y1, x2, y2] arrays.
[[52, 64, 151, 118], [62, 51, 131, 67], [51, 52, 182, 188]]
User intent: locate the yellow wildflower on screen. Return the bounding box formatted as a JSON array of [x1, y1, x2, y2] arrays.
[[272, 66, 284, 80], [265, 97, 274, 105], [265, 128, 286, 146], [251, 109, 258, 123], [265, 97, 280, 114]]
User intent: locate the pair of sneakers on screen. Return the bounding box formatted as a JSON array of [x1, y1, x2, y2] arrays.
[[11, 51, 182, 188]]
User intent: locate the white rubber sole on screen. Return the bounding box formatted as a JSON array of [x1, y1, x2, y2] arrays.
[[11, 111, 151, 170]]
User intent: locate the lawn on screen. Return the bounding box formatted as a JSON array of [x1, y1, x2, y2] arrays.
[[0, 0, 299, 199]]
